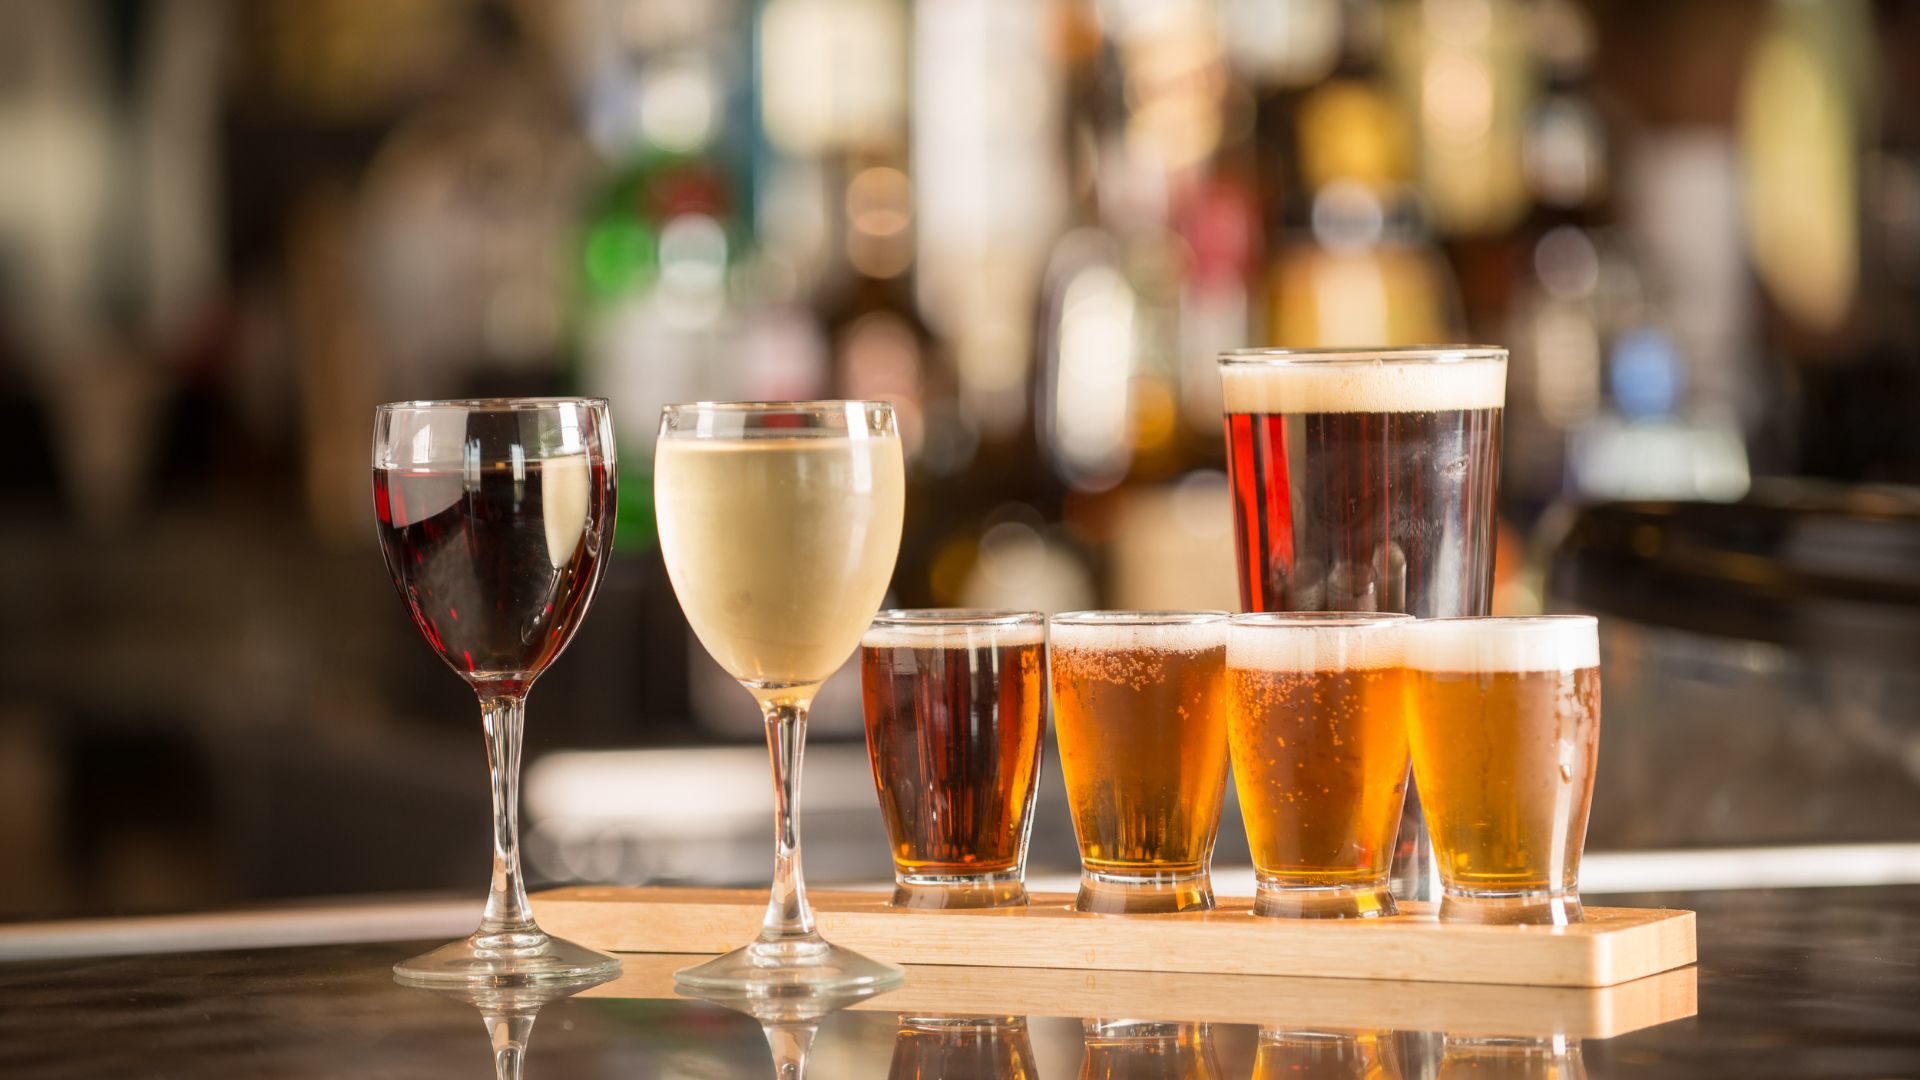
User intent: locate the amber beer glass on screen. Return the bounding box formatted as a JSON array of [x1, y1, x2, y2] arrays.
[[1220, 346, 1505, 902], [1227, 612, 1414, 918], [1081, 1021, 1222, 1080], [1051, 611, 1230, 914], [889, 1016, 1038, 1080], [1404, 616, 1602, 925], [860, 611, 1047, 909]]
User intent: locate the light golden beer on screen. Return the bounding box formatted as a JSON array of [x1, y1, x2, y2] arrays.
[[1404, 617, 1602, 925], [1227, 613, 1413, 918], [1052, 612, 1230, 913]]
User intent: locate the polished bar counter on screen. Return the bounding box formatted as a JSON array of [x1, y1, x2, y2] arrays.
[[1, 886, 1915, 1078]]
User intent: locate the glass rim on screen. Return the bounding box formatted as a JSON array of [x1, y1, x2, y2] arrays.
[[1403, 615, 1597, 629], [1230, 611, 1416, 628], [659, 399, 896, 415], [872, 608, 1045, 627], [1217, 346, 1506, 366], [375, 396, 609, 413], [1052, 609, 1229, 626]]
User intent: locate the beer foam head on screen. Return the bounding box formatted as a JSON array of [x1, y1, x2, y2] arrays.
[[1050, 611, 1228, 654], [1227, 613, 1411, 672], [864, 610, 1046, 649], [1220, 348, 1507, 414], [1402, 616, 1599, 673]]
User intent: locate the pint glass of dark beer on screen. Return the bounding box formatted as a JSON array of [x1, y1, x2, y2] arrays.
[[1404, 616, 1602, 926], [861, 610, 1047, 909], [1220, 346, 1506, 900]]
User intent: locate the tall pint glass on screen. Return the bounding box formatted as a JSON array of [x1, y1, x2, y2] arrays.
[[1220, 347, 1505, 900]]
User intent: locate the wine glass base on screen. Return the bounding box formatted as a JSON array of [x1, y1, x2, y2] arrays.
[[1074, 869, 1214, 914], [1253, 880, 1397, 919], [674, 936, 905, 996], [394, 930, 622, 987], [1438, 889, 1583, 926]]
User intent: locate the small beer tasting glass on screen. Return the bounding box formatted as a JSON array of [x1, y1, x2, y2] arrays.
[[1403, 615, 1603, 925], [372, 397, 620, 985], [1226, 611, 1415, 918], [1050, 611, 1231, 914], [860, 610, 1047, 909]]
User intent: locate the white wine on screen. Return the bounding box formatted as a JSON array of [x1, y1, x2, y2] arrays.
[[655, 433, 906, 688]]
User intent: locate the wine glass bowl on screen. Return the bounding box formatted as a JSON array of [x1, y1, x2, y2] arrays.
[[373, 397, 621, 986]]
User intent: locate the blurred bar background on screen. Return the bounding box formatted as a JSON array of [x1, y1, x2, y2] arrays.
[[1, 0, 1917, 921]]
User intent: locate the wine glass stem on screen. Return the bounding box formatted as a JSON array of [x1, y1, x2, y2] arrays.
[[484, 1013, 534, 1080], [758, 698, 817, 943], [479, 693, 536, 937]]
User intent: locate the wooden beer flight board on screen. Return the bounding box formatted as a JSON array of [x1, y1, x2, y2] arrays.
[[577, 952, 1698, 1040], [533, 886, 1695, 990]]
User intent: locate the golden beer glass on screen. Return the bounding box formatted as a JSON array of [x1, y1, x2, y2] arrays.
[[1404, 616, 1602, 925], [1051, 611, 1230, 914], [1227, 612, 1415, 918]]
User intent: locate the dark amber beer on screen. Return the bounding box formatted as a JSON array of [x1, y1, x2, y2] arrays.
[[861, 611, 1046, 908], [1051, 612, 1229, 914], [1220, 347, 1506, 902], [1227, 612, 1413, 918], [1405, 616, 1602, 925]]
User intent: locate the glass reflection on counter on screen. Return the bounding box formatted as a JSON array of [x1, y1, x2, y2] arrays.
[[1255, 1028, 1402, 1079], [888, 1015, 1038, 1080], [1080, 1020, 1224, 1080], [1436, 1035, 1586, 1080], [680, 984, 890, 1080], [420, 974, 614, 1080]]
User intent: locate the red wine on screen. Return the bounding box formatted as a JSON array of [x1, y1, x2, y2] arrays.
[[375, 456, 614, 694]]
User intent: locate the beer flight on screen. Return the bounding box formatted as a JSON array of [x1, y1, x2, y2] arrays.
[[371, 346, 1603, 998]]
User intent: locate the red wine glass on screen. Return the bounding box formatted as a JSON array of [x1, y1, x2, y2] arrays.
[[373, 397, 619, 985]]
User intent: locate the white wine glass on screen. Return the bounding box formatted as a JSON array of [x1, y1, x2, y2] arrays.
[[654, 400, 907, 996]]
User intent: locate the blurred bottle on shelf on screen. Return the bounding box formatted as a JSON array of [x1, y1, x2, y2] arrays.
[[1496, 0, 1616, 510], [1265, 4, 1460, 349], [569, 1, 757, 551], [1385, 0, 1533, 239], [1031, 0, 1241, 611]]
